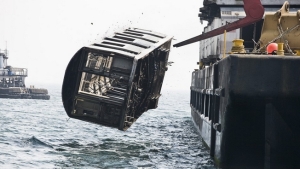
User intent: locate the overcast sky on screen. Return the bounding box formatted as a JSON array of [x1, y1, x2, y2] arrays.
[[0, 0, 204, 90]]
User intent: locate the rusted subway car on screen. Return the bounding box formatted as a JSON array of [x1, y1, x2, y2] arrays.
[[62, 28, 172, 131]]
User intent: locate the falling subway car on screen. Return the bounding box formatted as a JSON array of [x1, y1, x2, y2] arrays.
[[62, 28, 173, 130]]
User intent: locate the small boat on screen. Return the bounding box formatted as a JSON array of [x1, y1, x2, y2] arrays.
[[0, 49, 50, 100]]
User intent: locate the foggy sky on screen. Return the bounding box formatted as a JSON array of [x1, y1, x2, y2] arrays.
[[0, 0, 204, 90]]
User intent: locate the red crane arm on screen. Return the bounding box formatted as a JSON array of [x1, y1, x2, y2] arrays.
[[173, 0, 264, 48]]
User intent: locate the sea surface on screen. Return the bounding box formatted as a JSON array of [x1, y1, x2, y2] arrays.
[[0, 85, 215, 169]]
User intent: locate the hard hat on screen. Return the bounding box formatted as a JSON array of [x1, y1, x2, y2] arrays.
[[266, 43, 278, 55]]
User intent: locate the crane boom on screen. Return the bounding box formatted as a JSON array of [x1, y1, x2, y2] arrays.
[[173, 0, 264, 48]]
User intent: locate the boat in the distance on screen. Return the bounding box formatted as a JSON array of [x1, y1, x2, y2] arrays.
[[0, 48, 50, 100]]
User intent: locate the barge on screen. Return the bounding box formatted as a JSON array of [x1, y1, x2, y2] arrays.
[[174, 0, 300, 168], [0, 49, 50, 100]]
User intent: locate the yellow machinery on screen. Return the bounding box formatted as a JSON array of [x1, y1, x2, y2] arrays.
[[258, 1, 300, 55]]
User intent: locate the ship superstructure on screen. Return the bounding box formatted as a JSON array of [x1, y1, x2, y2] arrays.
[[0, 49, 27, 88], [0, 48, 50, 99]]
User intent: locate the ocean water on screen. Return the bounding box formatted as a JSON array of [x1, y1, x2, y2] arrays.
[[0, 85, 215, 169]]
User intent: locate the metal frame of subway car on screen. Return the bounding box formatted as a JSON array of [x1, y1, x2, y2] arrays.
[[62, 28, 173, 131], [190, 54, 300, 168]]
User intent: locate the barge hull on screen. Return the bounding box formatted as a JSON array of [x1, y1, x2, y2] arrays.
[[190, 54, 300, 168], [0, 87, 50, 100]]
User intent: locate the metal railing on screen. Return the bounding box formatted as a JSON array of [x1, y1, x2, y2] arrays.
[[0, 68, 28, 76], [10, 68, 28, 76]]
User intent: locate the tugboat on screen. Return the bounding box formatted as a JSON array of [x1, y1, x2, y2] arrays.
[[173, 0, 300, 168], [0, 48, 50, 100]]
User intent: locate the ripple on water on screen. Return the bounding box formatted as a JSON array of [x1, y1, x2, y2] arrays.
[[23, 136, 54, 148]]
